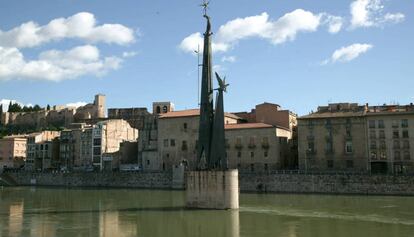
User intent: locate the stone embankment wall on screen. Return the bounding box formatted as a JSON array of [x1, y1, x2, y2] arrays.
[[6, 171, 174, 189], [5, 171, 414, 196], [240, 173, 414, 196]]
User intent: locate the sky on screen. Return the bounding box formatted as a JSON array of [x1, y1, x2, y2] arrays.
[[0, 0, 413, 116]]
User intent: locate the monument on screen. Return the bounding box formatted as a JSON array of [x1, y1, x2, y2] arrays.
[[186, 1, 239, 210]]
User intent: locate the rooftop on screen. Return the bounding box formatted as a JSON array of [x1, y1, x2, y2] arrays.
[[299, 103, 414, 120], [159, 109, 241, 120], [225, 123, 274, 130]]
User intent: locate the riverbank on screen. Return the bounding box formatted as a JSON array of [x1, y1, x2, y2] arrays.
[[3, 171, 414, 196]]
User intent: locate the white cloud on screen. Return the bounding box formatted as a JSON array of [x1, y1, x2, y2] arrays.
[[322, 43, 373, 64], [321, 14, 344, 33], [66, 102, 87, 108], [122, 51, 138, 58], [213, 64, 226, 74], [0, 45, 122, 81], [350, 0, 405, 28], [221, 56, 236, 63], [0, 12, 135, 48], [180, 9, 344, 54]]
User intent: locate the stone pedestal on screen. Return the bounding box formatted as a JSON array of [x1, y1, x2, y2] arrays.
[[186, 169, 239, 209]]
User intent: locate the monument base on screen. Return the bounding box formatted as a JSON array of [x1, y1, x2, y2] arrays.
[[186, 169, 239, 209]]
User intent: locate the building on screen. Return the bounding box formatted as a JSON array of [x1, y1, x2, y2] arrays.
[[365, 104, 414, 174], [0, 94, 106, 129], [0, 136, 27, 170], [108, 107, 151, 129], [91, 120, 138, 171], [143, 109, 292, 172], [59, 123, 93, 170], [234, 102, 297, 136], [298, 103, 414, 174], [234, 102, 298, 168], [25, 131, 60, 171]]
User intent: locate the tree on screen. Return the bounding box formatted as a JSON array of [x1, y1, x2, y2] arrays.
[[8, 101, 12, 112], [47, 104, 51, 110], [33, 104, 41, 111], [0, 104, 3, 114]]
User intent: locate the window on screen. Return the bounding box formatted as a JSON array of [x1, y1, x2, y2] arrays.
[[326, 139, 333, 153], [403, 140, 410, 149], [379, 130, 385, 139], [403, 130, 409, 138], [163, 139, 169, 147], [162, 106, 168, 113], [404, 151, 411, 160], [264, 151, 268, 158], [264, 163, 268, 171], [162, 163, 165, 170], [250, 151, 254, 158], [393, 140, 400, 149], [393, 130, 399, 138], [327, 160, 334, 168], [394, 151, 401, 160], [308, 141, 315, 153], [237, 151, 241, 158], [346, 127, 351, 137], [170, 139, 175, 147], [402, 119, 409, 128], [380, 140, 386, 150], [378, 120, 385, 128], [183, 123, 188, 130], [93, 147, 101, 156], [370, 130, 376, 139], [380, 151, 387, 160], [346, 160, 354, 168], [181, 141, 188, 151], [369, 120, 376, 128], [345, 141, 353, 154], [93, 138, 101, 146], [325, 119, 332, 127], [392, 120, 399, 128], [262, 137, 269, 148], [146, 160, 150, 165], [249, 137, 256, 148], [235, 137, 243, 149], [250, 164, 254, 172]]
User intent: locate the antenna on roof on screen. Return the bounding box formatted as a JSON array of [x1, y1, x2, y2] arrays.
[[194, 44, 202, 106]]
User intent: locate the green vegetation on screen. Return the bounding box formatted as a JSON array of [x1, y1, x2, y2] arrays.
[[7, 102, 43, 113]]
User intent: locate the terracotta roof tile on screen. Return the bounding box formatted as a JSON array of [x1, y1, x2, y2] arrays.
[[159, 109, 241, 120], [225, 123, 273, 130]]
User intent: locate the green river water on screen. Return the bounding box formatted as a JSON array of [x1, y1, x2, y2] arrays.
[[1, 187, 413, 237]]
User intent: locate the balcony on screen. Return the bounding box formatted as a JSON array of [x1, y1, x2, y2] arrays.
[[262, 143, 270, 149], [248, 143, 256, 149], [235, 144, 243, 149]]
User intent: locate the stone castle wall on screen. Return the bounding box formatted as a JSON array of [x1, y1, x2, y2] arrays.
[[5, 172, 414, 196]]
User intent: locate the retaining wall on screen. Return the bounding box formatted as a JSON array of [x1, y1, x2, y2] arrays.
[[5, 172, 414, 196]]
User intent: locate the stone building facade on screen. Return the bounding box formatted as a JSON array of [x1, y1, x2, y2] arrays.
[[298, 103, 414, 174], [59, 123, 93, 170], [144, 109, 292, 172], [365, 105, 414, 174], [1, 94, 106, 129], [0, 136, 27, 170], [25, 131, 60, 171], [91, 120, 138, 171]]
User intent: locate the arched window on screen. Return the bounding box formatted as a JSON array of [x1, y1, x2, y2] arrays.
[[156, 106, 161, 114], [163, 106, 168, 113]]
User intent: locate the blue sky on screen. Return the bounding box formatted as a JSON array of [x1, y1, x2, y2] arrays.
[[0, 0, 412, 115]]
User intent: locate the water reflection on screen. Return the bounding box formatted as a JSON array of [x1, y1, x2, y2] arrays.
[[1, 187, 414, 237]]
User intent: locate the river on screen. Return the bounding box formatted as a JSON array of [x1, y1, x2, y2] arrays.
[[1, 187, 413, 237]]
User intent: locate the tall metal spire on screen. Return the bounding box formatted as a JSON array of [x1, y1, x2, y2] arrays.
[[196, 1, 214, 169]]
